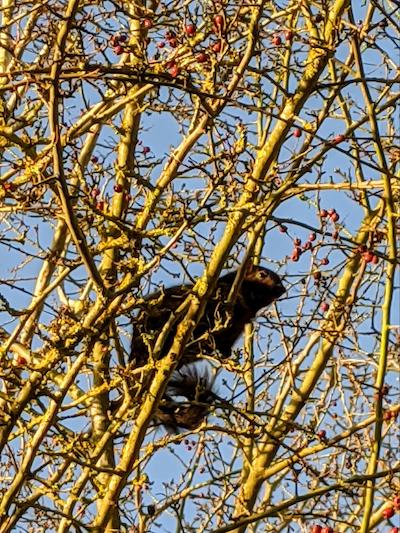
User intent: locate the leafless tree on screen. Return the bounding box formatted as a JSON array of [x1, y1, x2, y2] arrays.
[[0, 0, 398, 531]]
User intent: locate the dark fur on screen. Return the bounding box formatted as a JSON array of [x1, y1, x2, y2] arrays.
[[124, 264, 285, 432], [156, 365, 216, 432], [130, 264, 285, 368]]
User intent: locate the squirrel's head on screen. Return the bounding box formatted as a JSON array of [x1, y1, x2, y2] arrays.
[[242, 263, 286, 311]]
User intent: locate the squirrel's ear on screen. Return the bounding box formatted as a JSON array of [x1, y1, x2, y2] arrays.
[[244, 261, 256, 275]]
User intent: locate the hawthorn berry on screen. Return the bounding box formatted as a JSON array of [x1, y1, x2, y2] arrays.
[[114, 45, 124, 55], [272, 34, 282, 46], [313, 271, 322, 281], [143, 18, 153, 29], [320, 257, 329, 265], [114, 184, 123, 193], [311, 525, 323, 533], [294, 238, 301, 246], [291, 249, 300, 262], [214, 15, 224, 28], [309, 232, 317, 241], [293, 127, 301, 138], [279, 225, 288, 233], [185, 24, 196, 36], [393, 495, 400, 510], [383, 410, 396, 421], [91, 187, 100, 198], [157, 41, 165, 48], [320, 209, 328, 218], [321, 528, 334, 533], [142, 146, 150, 154], [362, 251, 374, 263], [317, 429, 327, 439], [371, 254, 379, 264], [212, 40, 222, 53], [285, 30, 293, 41], [169, 38, 178, 48], [320, 302, 329, 313], [330, 212, 340, 222], [169, 65, 180, 77], [383, 507, 395, 520], [196, 52, 207, 63], [332, 134, 346, 145]]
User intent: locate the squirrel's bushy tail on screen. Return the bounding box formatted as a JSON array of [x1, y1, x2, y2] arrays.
[[156, 364, 216, 432]]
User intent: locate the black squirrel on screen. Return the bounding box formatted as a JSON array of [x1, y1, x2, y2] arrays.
[[124, 264, 285, 432], [130, 263, 286, 368]]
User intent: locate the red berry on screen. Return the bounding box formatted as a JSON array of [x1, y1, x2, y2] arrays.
[[320, 257, 329, 265], [362, 251, 374, 263], [91, 156, 98, 163], [212, 40, 221, 53], [185, 24, 196, 36], [272, 35, 282, 46], [118, 34, 127, 42], [196, 52, 208, 63], [393, 495, 400, 509], [384, 410, 395, 421], [91, 187, 100, 198], [313, 271, 322, 281], [285, 30, 293, 41], [320, 302, 329, 313], [383, 507, 395, 519], [279, 225, 287, 233], [291, 250, 300, 262], [169, 65, 180, 77], [15, 355, 27, 366], [169, 38, 178, 48], [293, 127, 301, 138], [303, 241, 312, 251], [96, 200, 105, 210], [314, 13, 324, 23], [294, 238, 301, 246], [371, 254, 379, 264], [143, 18, 153, 29], [114, 45, 124, 55], [157, 41, 165, 48], [357, 244, 367, 253], [332, 134, 345, 144], [142, 146, 150, 154], [165, 31, 176, 40], [309, 232, 316, 241], [311, 526, 323, 533], [320, 209, 328, 218], [214, 15, 224, 28], [390, 528, 399, 533], [330, 212, 339, 222], [114, 184, 123, 193], [321, 528, 334, 533]]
